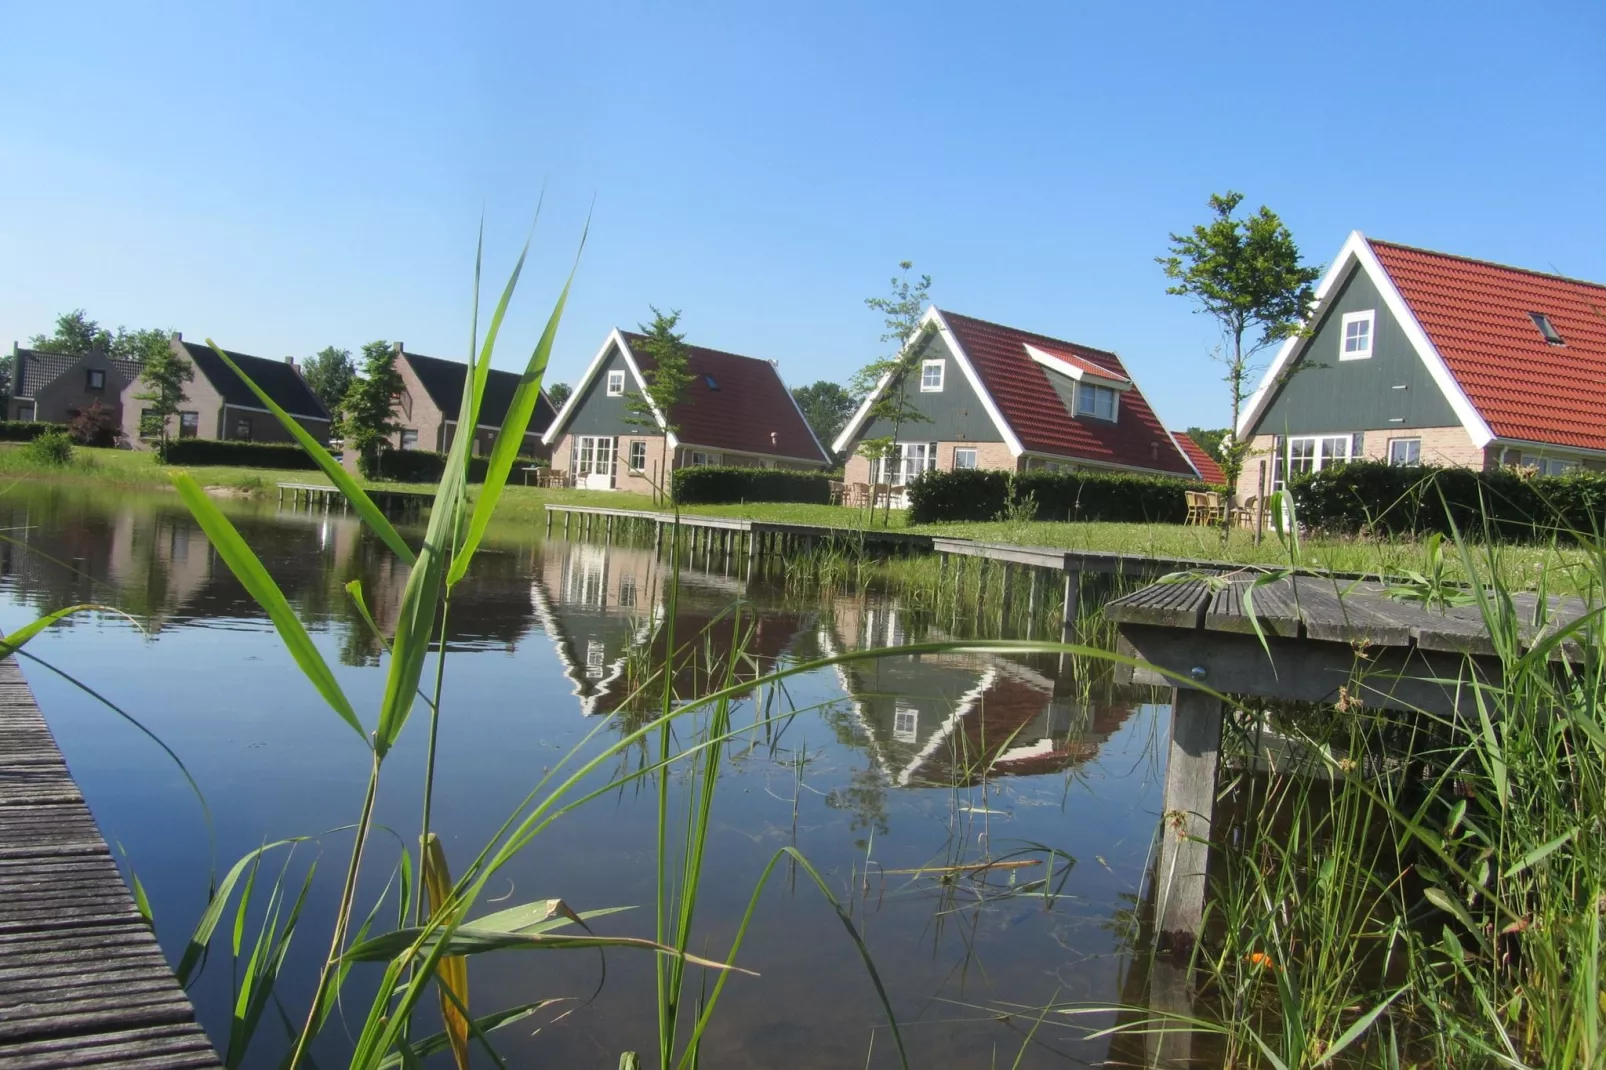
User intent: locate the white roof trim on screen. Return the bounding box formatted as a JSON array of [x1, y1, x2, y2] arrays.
[[1163, 427, 1209, 481], [1024, 344, 1131, 390], [1235, 231, 1495, 448], [832, 307, 1024, 457], [541, 329, 678, 449], [776, 365, 834, 463], [894, 666, 998, 787]]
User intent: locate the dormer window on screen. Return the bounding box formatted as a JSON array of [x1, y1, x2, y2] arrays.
[[920, 359, 945, 392], [606, 370, 625, 396], [1529, 312, 1564, 346], [1340, 310, 1375, 360], [1077, 382, 1118, 421]]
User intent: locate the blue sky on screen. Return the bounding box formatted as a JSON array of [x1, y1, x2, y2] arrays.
[[4, 1, 1603, 429]]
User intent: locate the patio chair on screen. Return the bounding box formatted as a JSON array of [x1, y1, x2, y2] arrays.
[[848, 482, 871, 508], [828, 480, 846, 506], [1184, 491, 1206, 526], [1202, 492, 1226, 525]]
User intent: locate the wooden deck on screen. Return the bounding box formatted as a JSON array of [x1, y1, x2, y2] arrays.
[[277, 482, 431, 516], [0, 657, 220, 1069], [1103, 572, 1599, 943]]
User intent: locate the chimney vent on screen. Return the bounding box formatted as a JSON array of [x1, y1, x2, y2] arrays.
[[284, 356, 296, 367], [393, 341, 404, 356]]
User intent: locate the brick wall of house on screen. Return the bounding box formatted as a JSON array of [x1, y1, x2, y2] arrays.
[[392, 353, 448, 452], [843, 440, 1017, 485], [223, 406, 331, 445], [30, 354, 139, 426], [1236, 425, 1489, 502], [119, 364, 227, 448]]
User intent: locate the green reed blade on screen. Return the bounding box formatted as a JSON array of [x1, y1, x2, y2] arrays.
[[0, 603, 136, 658], [172, 472, 365, 744], [176, 837, 306, 986], [201, 340, 414, 566], [448, 266, 576, 587], [374, 1001, 562, 1069]]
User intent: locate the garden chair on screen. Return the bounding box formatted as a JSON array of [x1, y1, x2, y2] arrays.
[[1202, 492, 1226, 525], [1184, 491, 1206, 526], [828, 480, 846, 506], [848, 482, 870, 508]]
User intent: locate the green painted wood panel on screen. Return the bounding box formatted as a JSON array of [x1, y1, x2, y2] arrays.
[[564, 343, 645, 437], [1253, 265, 1461, 435], [854, 332, 1005, 444]]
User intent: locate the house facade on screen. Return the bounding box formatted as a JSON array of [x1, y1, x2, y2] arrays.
[[541, 329, 830, 494], [117, 335, 332, 447], [1234, 232, 1606, 502], [833, 307, 1197, 489], [392, 346, 557, 457], [7, 343, 144, 426]]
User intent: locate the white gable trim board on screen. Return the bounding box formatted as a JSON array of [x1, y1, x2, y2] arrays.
[[1234, 231, 1494, 449], [832, 307, 1024, 457], [1023, 344, 1132, 390]]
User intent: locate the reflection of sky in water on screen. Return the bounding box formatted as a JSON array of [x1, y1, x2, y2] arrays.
[[0, 484, 1169, 1067]]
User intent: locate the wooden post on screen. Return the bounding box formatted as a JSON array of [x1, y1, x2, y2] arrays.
[[1156, 687, 1224, 943], [1145, 956, 1197, 1067], [1026, 570, 1040, 639], [1061, 571, 1081, 638], [545, 508, 553, 533], [1254, 460, 1268, 546]]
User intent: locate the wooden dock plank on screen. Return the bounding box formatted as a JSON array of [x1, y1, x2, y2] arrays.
[[1103, 576, 1217, 629], [0, 657, 220, 1068]]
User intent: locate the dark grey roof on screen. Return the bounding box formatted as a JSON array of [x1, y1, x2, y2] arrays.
[[403, 350, 557, 435], [13, 348, 143, 398], [180, 341, 330, 420]]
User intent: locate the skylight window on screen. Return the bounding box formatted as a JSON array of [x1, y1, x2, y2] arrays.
[[704, 374, 719, 390], [1529, 312, 1565, 346]]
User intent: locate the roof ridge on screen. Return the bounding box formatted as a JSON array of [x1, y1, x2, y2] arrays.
[[618, 330, 780, 367], [1369, 238, 1606, 292], [936, 307, 1123, 362]]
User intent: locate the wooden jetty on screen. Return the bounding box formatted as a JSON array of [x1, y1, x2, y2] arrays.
[[1104, 572, 1598, 942], [0, 656, 220, 1068], [277, 482, 431, 517]]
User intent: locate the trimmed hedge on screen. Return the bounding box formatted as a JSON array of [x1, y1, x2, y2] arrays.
[[360, 448, 490, 484], [1288, 461, 1606, 540], [163, 439, 320, 470], [0, 421, 70, 442], [673, 466, 832, 505], [906, 467, 1203, 524]]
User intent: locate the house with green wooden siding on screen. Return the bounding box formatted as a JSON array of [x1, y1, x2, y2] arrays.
[[832, 307, 1198, 493], [1235, 232, 1606, 504], [540, 328, 830, 494]]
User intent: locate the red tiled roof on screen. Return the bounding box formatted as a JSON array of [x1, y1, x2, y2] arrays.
[[1370, 240, 1606, 451], [622, 333, 830, 464], [1025, 343, 1130, 383], [939, 310, 1197, 476], [1172, 432, 1226, 484]]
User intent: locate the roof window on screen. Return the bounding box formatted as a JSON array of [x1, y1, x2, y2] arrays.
[[1529, 312, 1564, 345], [704, 374, 719, 390]]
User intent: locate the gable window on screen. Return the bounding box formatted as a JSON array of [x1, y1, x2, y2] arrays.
[[400, 429, 419, 449], [585, 640, 605, 680], [893, 703, 919, 744], [1076, 383, 1117, 421], [1284, 434, 1353, 485], [1388, 437, 1421, 466], [1529, 312, 1565, 346], [952, 447, 978, 470], [606, 370, 625, 397], [86, 369, 106, 391], [179, 412, 199, 439], [920, 359, 945, 392], [1340, 310, 1375, 360], [628, 440, 647, 471]]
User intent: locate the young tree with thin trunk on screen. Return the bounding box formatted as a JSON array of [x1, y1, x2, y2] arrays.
[[1158, 192, 1320, 521], [134, 341, 194, 456], [853, 261, 934, 527], [340, 341, 403, 475], [627, 308, 695, 507]]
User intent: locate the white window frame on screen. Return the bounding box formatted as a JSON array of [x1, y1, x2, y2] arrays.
[[1387, 437, 1420, 466], [920, 359, 945, 392], [575, 435, 616, 477], [400, 428, 419, 450], [952, 446, 978, 470], [1076, 382, 1118, 422], [627, 440, 647, 471], [1284, 433, 1353, 486], [892, 703, 919, 744], [1340, 310, 1375, 361], [606, 370, 625, 397], [875, 441, 937, 486], [1521, 453, 1577, 477]]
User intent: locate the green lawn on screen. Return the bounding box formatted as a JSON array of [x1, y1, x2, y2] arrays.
[[6, 444, 1594, 594]]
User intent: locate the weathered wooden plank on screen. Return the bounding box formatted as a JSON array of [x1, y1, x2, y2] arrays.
[[1103, 576, 1217, 629], [1203, 575, 1303, 637], [1155, 688, 1223, 942], [0, 1024, 218, 1070]]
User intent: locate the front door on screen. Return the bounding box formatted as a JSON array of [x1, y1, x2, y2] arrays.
[[576, 435, 616, 490]]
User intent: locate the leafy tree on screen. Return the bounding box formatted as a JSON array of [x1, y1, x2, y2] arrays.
[[791, 380, 855, 453], [546, 381, 572, 411], [301, 346, 356, 417], [627, 308, 695, 506], [340, 341, 403, 471], [30, 310, 112, 355], [1185, 427, 1230, 461], [66, 401, 125, 447], [1159, 191, 1320, 514], [134, 340, 194, 455], [111, 328, 174, 369], [852, 260, 934, 526]]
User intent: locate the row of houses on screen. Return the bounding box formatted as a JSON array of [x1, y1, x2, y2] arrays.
[[14, 230, 1603, 492]]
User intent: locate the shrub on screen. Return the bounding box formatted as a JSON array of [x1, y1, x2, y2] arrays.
[[1287, 461, 1606, 541], [21, 430, 75, 466], [0, 420, 69, 442], [66, 401, 125, 448], [673, 466, 832, 505], [906, 467, 1202, 524], [163, 439, 321, 470], [359, 448, 489, 484]]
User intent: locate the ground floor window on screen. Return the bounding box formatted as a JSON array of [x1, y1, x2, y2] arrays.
[[575, 435, 615, 477], [1388, 437, 1421, 466], [1282, 434, 1353, 487], [400, 429, 418, 449], [689, 451, 721, 467], [873, 441, 937, 486], [1522, 454, 1578, 476], [953, 447, 977, 470], [179, 412, 199, 439], [234, 418, 252, 441], [628, 440, 647, 471]]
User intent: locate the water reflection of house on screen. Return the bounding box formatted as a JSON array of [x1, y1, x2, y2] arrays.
[[821, 597, 1137, 788], [530, 541, 813, 717]]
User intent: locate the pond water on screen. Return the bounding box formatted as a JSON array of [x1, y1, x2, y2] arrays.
[[0, 483, 1177, 1068]]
